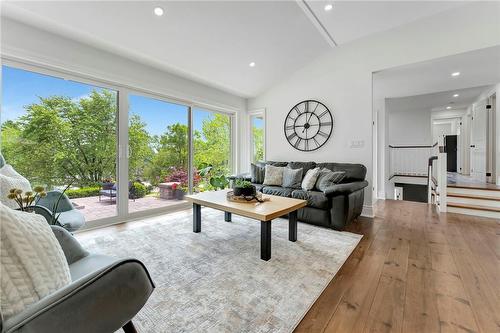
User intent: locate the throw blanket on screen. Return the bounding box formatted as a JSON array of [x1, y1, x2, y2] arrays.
[[0, 164, 32, 210], [0, 203, 71, 319]]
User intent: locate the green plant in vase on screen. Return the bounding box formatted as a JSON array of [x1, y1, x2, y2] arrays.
[[233, 179, 256, 197]]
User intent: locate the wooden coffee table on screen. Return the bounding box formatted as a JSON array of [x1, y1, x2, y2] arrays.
[[185, 190, 307, 261]]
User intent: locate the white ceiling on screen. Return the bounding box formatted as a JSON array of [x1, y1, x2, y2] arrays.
[[305, 1, 466, 45], [386, 85, 492, 113], [374, 45, 500, 100], [1, 1, 472, 97]]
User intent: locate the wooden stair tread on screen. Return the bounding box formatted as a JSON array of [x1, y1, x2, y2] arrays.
[[447, 202, 500, 212], [447, 193, 500, 201], [447, 183, 500, 191]]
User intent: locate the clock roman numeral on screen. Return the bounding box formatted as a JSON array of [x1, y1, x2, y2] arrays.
[[304, 139, 309, 151], [312, 102, 319, 113], [318, 110, 329, 118], [313, 137, 320, 147], [294, 138, 302, 149], [305, 101, 309, 113], [287, 132, 297, 141], [321, 121, 332, 126], [318, 131, 329, 138], [294, 107, 302, 115], [285, 125, 294, 130]]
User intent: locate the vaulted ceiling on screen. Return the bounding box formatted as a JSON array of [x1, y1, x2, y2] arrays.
[[1, 1, 469, 97]]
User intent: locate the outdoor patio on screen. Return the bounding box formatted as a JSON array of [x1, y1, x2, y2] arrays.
[[71, 195, 186, 221]]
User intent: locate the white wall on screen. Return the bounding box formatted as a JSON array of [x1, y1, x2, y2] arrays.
[[388, 107, 431, 146], [247, 2, 500, 213]]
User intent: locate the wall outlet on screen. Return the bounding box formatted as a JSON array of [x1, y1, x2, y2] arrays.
[[350, 140, 365, 148]]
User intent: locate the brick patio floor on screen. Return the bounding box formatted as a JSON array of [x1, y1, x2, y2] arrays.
[[71, 195, 185, 221]]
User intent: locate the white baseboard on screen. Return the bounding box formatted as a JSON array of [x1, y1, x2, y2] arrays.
[[361, 205, 374, 218]]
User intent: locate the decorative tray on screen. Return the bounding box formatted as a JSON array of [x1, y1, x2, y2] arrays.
[[226, 191, 269, 203]]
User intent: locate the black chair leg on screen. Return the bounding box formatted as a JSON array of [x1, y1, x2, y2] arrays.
[[122, 321, 137, 333]]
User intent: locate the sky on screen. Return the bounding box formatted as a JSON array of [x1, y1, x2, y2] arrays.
[[1, 65, 212, 135]]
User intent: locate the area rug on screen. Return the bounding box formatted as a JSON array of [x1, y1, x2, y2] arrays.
[[77, 208, 362, 333]]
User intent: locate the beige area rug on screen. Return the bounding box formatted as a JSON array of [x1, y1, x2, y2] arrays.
[[77, 208, 362, 333]]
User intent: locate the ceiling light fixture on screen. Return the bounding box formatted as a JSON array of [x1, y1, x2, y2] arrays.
[[451, 72, 460, 77], [249, 62, 256, 67], [453, 94, 459, 97], [324, 4, 333, 11], [446, 106, 452, 109], [154, 7, 164, 16]]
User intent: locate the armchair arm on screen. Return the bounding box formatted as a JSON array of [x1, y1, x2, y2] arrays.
[[3, 259, 154, 333], [36, 191, 74, 213], [50, 225, 88, 265], [323, 180, 368, 197]]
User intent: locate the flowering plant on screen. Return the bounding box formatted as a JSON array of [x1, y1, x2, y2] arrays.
[[7, 186, 47, 211]]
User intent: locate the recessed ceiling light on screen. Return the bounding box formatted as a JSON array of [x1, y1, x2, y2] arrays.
[[451, 72, 460, 77], [324, 4, 333, 11], [446, 106, 452, 109], [154, 7, 164, 16], [249, 62, 256, 67], [453, 94, 459, 97]]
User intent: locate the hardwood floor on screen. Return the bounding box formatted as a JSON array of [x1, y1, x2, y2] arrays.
[[294, 200, 500, 333]]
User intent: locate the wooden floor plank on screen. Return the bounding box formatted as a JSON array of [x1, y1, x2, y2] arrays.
[[295, 200, 499, 333]]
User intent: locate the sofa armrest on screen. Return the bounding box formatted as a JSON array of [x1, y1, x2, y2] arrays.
[[50, 225, 89, 265], [227, 173, 252, 181], [3, 259, 155, 333], [323, 180, 368, 197]]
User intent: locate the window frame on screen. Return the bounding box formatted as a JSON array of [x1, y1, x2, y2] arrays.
[[2, 58, 237, 230], [248, 108, 266, 164]]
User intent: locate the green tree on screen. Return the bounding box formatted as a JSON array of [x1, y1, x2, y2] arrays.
[[252, 126, 264, 162]]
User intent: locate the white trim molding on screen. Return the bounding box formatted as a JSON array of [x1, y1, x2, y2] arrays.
[[361, 205, 374, 218]]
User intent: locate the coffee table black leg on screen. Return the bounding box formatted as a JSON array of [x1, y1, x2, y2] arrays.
[[193, 203, 201, 233], [261, 221, 272, 261], [224, 211, 232, 222], [289, 210, 297, 242]]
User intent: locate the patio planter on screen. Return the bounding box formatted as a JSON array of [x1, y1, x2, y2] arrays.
[[158, 182, 180, 200]]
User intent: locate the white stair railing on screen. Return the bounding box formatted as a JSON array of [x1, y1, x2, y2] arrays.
[[427, 138, 447, 211]]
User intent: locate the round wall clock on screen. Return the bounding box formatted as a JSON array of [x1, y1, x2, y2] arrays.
[[283, 100, 334, 151]]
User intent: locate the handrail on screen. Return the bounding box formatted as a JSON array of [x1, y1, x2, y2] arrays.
[[389, 142, 438, 149]]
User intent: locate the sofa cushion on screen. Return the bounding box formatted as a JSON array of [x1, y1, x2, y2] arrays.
[[265, 161, 288, 167], [316, 163, 367, 182], [262, 186, 293, 197], [282, 167, 303, 188], [250, 163, 265, 184], [263, 165, 284, 186], [315, 170, 346, 191], [0, 164, 32, 210], [291, 190, 330, 209], [287, 161, 316, 175], [252, 183, 265, 192], [301, 167, 321, 191]]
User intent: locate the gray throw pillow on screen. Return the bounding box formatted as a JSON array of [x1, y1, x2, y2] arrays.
[[282, 167, 303, 188], [263, 165, 284, 186], [316, 170, 346, 192], [251, 163, 265, 184], [301, 167, 321, 191]]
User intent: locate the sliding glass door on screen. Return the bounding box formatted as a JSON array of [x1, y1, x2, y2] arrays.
[[192, 108, 233, 192], [1, 63, 235, 227], [128, 94, 189, 213], [1, 65, 119, 221]]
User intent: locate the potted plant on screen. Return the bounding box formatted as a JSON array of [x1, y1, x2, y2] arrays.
[[234, 179, 256, 197], [7, 186, 47, 212]]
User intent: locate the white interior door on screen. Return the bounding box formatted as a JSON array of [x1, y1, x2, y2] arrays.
[[470, 100, 487, 181]]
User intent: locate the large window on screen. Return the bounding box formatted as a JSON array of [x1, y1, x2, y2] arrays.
[[193, 108, 233, 192], [1, 63, 235, 226], [1, 65, 119, 221], [128, 95, 189, 212], [250, 112, 265, 163]]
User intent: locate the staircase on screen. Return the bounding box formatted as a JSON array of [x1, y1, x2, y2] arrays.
[[447, 184, 500, 219]]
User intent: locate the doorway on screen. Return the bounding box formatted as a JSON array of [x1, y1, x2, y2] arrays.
[[445, 135, 458, 172]]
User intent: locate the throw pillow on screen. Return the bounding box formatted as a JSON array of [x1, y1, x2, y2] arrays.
[[0, 164, 32, 210], [301, 167, 321, 191], [316, 170, 346, 192], [263, 165, 284, 186], [282, 167, 303, 188], [0, 203, 71, 319], [250, 163, 265, 184]]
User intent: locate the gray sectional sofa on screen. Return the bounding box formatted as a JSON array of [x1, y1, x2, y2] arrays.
[[232, 161, 368, 230]]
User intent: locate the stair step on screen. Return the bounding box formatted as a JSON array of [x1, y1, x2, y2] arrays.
[[447, 202, 500, 212], [447, 193, 500, 201], [447, 187, 500, 198], [448, 183, 500, 191]]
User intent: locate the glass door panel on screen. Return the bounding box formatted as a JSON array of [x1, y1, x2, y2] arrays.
[[128, 95, 189, 212], [192, 108, 232, 192], [1, 65, 118, 221], [250, 114, 264, 163]]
